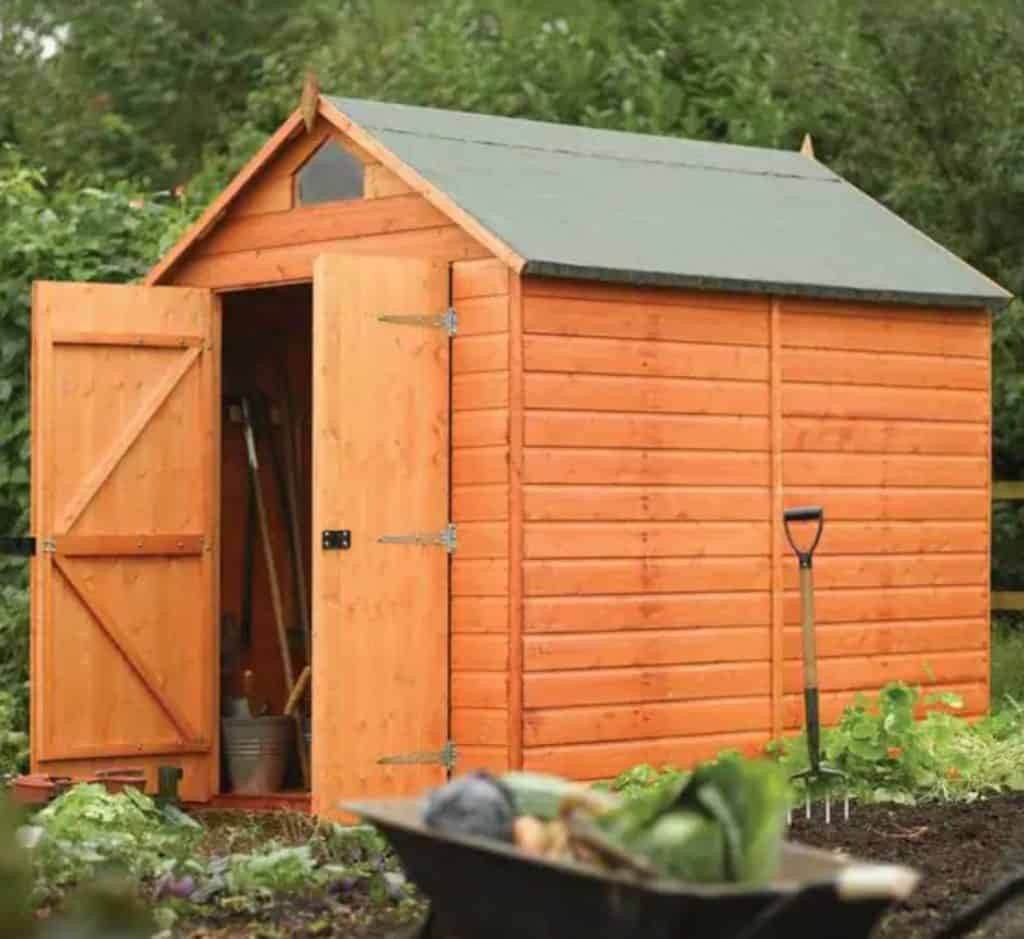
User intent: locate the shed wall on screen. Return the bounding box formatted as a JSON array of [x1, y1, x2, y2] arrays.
[[451, 259, 513, 774], [779, 298, 990, 727], [516, 277, 990, 783], [517, 279, 774, 782]]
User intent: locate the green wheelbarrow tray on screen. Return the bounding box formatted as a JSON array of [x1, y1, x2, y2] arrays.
[[345, 798, 918, 939]]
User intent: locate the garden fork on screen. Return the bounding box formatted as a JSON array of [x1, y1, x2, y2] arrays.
[[784, 506, 849, 824]]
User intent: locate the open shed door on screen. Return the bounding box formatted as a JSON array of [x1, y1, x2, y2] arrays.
[[312, 255, 450, 817], [31, 282, 219, 802]]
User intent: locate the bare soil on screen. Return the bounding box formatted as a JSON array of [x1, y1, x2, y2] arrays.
[[790, 793, 1024, 938]]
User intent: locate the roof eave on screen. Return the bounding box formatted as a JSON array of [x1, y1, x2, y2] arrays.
[[521, 259, 1013, 311]]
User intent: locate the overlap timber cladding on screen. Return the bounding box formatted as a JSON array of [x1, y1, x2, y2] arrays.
[[517, 278, 989, 783], [450, 259, 513, 774]]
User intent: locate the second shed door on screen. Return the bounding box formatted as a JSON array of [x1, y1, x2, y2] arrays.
[[311, 254, 451, 817]]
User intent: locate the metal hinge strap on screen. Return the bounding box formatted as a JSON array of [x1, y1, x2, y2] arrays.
[[378, 740, 457, 771], [378, 523, 456, 554], [377, 306, 457, 337]]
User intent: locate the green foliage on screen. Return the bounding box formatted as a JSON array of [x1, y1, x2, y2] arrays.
[[595, 754, 788, 883], [32, 784, 203, 901], [770, 682, 1024, 804], [992, 620, 1024, 704]]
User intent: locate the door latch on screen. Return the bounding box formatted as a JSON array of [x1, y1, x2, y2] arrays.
[[321, 530, 351, 550]]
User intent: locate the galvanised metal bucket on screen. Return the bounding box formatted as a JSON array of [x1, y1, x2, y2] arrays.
[[222, 716, 292, 794]]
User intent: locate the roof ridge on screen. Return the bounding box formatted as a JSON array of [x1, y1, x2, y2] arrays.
[[354, 122, 841, 184]]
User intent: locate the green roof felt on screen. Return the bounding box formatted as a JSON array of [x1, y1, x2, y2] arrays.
[[329, 96, 1011, 309]]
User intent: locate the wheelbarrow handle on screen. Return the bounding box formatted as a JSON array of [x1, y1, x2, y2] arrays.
[[930, 870, 1024, 939], [783, 505, 825, 568]]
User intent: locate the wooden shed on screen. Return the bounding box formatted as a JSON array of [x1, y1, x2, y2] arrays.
[[29, 92, 1010, 816]]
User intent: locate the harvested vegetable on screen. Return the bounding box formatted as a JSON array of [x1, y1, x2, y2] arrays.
[[423, 772, 516, 842], [596, 754, 788, 884], [501, 772, 618, 821]]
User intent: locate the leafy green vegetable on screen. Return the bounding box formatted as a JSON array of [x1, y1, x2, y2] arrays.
[[596, 754, 788, 884]]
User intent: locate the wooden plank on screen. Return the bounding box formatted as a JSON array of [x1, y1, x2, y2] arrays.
[[523, 277, 772, 313], [781, 309, 988, 358], [456, 746, 510, 775], [783, 619, 986, 659], [453, 295, 509, 336], [523, 449, 770, 486], [55, 534, 204, 556], [321, 97, 526, 272], [992, 592, 1024, 611], [524, 627, 769, 671], [524, 697, 769, 747], [782, 296, 989, 327], [524, 521, 771, 558], [53, 556, 199, 743], [770, 298, 784, 740], [524, 485, 770, 522], [452, 634, 509, 671], [782, 554, 985, 590], [312, 254, 450, 814], [993, 481, 1024, 501], [453, 372, 509, 411], [812, 521, 988, 555], [146, 109, 306, 285], [452, 597, 509, 634], [523, 732, 768, 781], [782, 346, 989, 390], [525, 662, 770, 708], [783, 453, 986, 488], [784, 585, 988, 625], [452, 410, 509, 448], [457, 523, 509, 559], [523, 295, 769, 346], [52, 331, 204, 349], [525, 412, 769, 451], [784, 487, 987, 521], [453, 334, 509, 373], [452, 484, 509, 521], [523, 334, 769, 381], [525, 373, 769, 417], [452, 560, 510, 597], [57, 346, 201, 532], [525, 557, 771, 597], [196, 195, 449, 256], [525, 592, 771, 633], [452, 672, 508, 709], [452, 447, 509, 485], [782, 651, 987, 693], [452, 259, 510, 300], [365, 164, 414, 197], [782, 382, 987, 423], [452, 708, 508, 746], [508, 271, 525, 772], [172, 225, 489, 289], [783, 417, 987, 456]]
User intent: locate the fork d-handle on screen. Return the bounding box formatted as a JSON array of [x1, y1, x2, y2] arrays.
[[784, 507, 824, 772]]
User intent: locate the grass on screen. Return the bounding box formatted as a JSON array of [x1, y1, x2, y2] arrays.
[[991, 616, 1024, 707]]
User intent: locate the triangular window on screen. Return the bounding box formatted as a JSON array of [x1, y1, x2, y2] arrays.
[[296, 141, 365, 205]]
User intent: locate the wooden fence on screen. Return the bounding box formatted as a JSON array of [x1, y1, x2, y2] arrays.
[[992, 481, 1024, 611]]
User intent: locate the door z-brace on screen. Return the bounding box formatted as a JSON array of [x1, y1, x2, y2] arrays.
[[377, 307, 457, 337], [378, 523, 457, 554], [378, 741, 457, 772]]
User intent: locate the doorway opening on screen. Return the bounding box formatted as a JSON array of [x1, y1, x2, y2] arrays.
[[219, 284, 313, 802]]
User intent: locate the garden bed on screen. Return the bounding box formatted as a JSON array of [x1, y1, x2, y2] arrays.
[[792, 793, 1024, 939]]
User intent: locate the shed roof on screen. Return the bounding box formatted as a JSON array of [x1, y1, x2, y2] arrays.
[[328, 96, 1010, 309]]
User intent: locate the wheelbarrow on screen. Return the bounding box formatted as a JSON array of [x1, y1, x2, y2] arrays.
[[346, 798, 1024, 939]]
